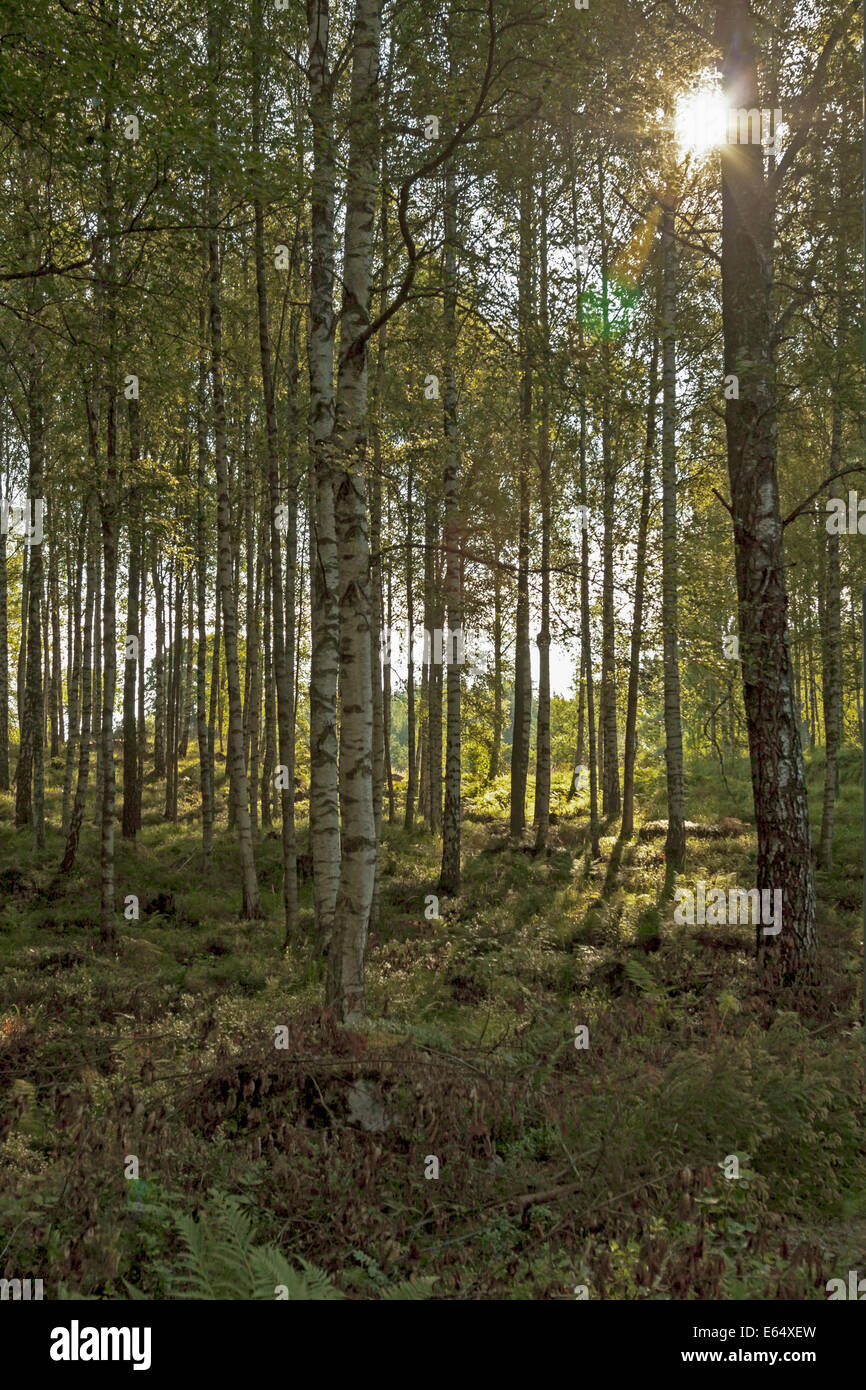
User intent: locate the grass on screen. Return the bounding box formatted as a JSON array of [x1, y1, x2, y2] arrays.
[[0, 745, 864, 1299]]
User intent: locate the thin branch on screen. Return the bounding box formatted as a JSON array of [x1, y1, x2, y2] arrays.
[[783, 464, 866, 528], [769, 0, 859, 192]]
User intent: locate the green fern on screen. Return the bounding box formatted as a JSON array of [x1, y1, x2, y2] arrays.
[[251, 1248, 343, 1302], [623, 957, 662, 996], [163, 1191, 436, 1300]]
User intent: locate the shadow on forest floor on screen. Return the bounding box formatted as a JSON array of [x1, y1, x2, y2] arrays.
[[0, 754, 863, 1300]]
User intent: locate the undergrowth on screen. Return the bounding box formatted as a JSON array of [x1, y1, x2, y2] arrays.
[[1, 748, 864, 1299]]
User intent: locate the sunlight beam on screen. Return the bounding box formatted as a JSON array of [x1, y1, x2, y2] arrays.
[[674, 87, 728, 157]]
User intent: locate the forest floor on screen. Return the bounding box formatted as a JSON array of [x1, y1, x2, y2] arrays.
[[1, 748, 864, 1300]]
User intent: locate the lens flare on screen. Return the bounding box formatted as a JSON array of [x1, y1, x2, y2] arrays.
[[674, 88, 728, 156]]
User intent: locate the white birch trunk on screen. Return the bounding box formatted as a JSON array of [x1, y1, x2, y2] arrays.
[[326, 0, 381, 1022]]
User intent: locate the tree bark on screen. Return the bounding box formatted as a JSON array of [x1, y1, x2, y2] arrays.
[[718, 0, 816, 979], [661, 205, 685, 872], [568, 150, 600, 857], [384, 490, 395, 823], [0, 467, 8, 792], [122, 401, 140, 839], [206, 4, 262, 919], [137, 542, 145, 826], [579, 365, 599, 859], [488, 554, 502, 782], [423, 487, 442, 831], [250, 12, 299, 937], [819, 396, 843, 867], [61, 502, 87, 834], [48, 521, 62, 756], [60, 501, 96, 875], [100, 391, 119, 944], [17, 541, 28, 739], [306, 0, 341, 948], [196, 296, 214, 869], [621, 323, 659, 839], [179, 579, 194, 760], [326, 0, 381, 1023], [440, 154, 462, 892], [404, 460, 417, 829], [152, 548, 166, 778], [599, 157, 620, 816], [17, 352, 45, 847], [534, 164, 551, 852], [509, 163, 533, 840]]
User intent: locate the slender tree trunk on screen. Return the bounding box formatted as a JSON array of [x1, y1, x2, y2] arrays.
[[0, 475, 7, 791], [60, 503, 96, 875], [293, 498, 304, 735], [369, 451, 384, 913], [206, 7, 262, 918], [247, 536, 263, 835], [425, 491, 443, 834], [384, 490, 395, 823], [576, 663, 585, 766], [819, 228, 844, 869], [622, 324, 659, 839], [164, 556, 178, 821], [66, 541, 74, 737], [242, 422, 258, 814], [718, 0, 816, 979], [17, 542, 28, 738], [417, 688, 428, 822], [306, 0, 341, 948], [368, 269, 386, 920], [509, 163, 533, 839], [100, 397, 119, 944], [567, 648, 587, 804], [42, 562, 52, 757], [488, 555, 502, 782], [368, 46, 392, 915], [179, 580, 194, 760], [326, 0, 381, 1022], [851, 586, 862, 743], [261, 543, 275, 828], [122, 405, 140, 839], [580, 423, 599, 856], [196, 298, 214, 869], [92, 535, 102, 824], [440, 154, 462, 892], [568, 150, 600, 856], [208, 581, 221, 805], [49, 528, 62, 756], [534, 165, 551, 852], [137, 541, 145, 824], [281, 319, 301, 941], [17, 357, 45, 847], [599, 159, 620, 816], [808, 644, 818, 748], [251, 1, 298, 937], [404, 461, 417, 829], [661, 206, 685, 871], [62, 504, 87, 834], [152, 550, 166, 778]]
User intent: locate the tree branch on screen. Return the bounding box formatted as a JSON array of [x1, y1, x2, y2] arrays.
[[783, 465, 866, 528], [769, 0, 859, 193]]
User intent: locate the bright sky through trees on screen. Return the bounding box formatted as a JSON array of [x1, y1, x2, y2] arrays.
[[674, 82, 728, 156]]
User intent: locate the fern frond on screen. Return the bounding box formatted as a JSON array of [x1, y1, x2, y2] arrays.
[[378, 1277, 438, 1300], [624, 958, 661, 995], [164, 1191, 438, 1301], [251, 1248, 343, 1300]]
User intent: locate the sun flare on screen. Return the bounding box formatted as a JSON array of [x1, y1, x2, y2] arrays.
[[674, 87, 728, 156]]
